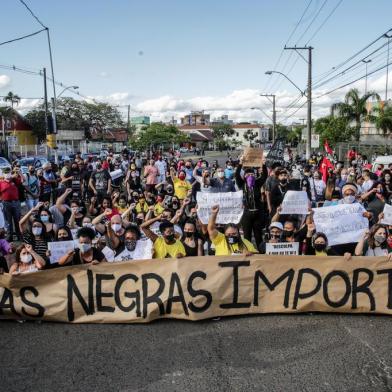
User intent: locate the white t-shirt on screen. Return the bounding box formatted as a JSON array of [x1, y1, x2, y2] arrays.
[[365, 246, 388, 257], [103, 239, 153, 262]]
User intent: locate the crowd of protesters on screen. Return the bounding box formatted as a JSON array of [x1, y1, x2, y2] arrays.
[[0, 145, 391, 275]]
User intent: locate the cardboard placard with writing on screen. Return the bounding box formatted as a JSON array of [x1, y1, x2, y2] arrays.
[[265, 242, 299, 255], [242, 147, 264, 167]]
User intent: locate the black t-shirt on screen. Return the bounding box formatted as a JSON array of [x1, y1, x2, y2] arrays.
[[70, 248, 105, 265], [71, 170, 82, 192], [91, 170, 111, 192]]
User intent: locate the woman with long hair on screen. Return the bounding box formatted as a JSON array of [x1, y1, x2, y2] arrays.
[[355, 224, 391, 258], [9, 244, 46, 275]]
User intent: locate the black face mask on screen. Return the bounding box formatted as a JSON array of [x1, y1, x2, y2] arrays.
[[125, 239, 137, 251], [283, 230, 294, 238], [227, 235, 239, 244], [184, 231, 194, 238], [314, 243, 326, 252], [164, 233, 175, 243], [270, 234, 281, 240], [280, 179, 288, 185], [136, 218, 144, 225]]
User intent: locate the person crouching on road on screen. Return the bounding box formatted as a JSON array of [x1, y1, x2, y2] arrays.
[[207, 205, 257, 256]]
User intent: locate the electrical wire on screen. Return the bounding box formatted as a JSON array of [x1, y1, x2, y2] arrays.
[[263, 0, 314, 92], [0, 27, 46, 46], [18, 0, 47, 29]]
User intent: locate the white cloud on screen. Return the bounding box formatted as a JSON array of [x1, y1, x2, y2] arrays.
[[0, 75, 11, 90]]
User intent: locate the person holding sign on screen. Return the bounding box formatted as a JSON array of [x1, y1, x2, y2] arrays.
[[9, 244, 46, 275], [304, 225, 338, 256], [235, 157, 268, 245], [207, 205, 257, 256], [58, 227, 107, 266]]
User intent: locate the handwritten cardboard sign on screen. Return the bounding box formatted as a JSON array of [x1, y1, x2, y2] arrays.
[[381, 204, 392, 226], [265, 242, 299, 255], [197, 191, 244, 224], [242, 147, 264, 167]]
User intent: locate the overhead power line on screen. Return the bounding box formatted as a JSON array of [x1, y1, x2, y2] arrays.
[[18, 0, 47, 29], [0, 27, 46, 46]]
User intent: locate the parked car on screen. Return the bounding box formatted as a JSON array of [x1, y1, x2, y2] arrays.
[[179, 147, 189, 153], [0, 157, 11, 175], [15, 156, 49, 172]]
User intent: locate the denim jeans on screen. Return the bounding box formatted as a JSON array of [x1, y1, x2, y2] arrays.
[[3, 200, 21, 240]]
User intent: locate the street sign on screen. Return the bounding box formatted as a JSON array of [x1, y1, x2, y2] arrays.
[[301, 128, 307, 141], [311, 134, 320, 148]]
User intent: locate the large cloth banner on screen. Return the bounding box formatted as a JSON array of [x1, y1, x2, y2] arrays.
[[312, 203, 369, 246], [265, 137, 285, 167], [196, 191, 244, 224], [1, 255, 392, 323]]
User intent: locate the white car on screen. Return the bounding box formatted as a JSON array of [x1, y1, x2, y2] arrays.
[[0, 157, 11, 175], [179, 147, 189, 153]]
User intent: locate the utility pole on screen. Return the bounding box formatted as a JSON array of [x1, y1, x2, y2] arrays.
[[127, 104, 131, 134], [284, 46, 313, 159], [43, 68, 49, 158], [260, 94, 276, 142], [362, 59, 372, 95]]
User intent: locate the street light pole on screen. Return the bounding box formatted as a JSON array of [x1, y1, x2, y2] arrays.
[[283, 46, 313, 159], [362, 59, 372, 95], [260, 94, 276, 142]]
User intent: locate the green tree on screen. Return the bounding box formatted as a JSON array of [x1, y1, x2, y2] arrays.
[[286, 126, 303, 146], [132, 123, 189, 151], [331, 88, 380, 141], [314, 115, 352, 146], [3, 91, 21, 108], [275, 124, 290, 139], [371, 103, 392, 136], [24, 97, 125, 142], [212, 124, 235, 150], [243, 129, 258, 146]]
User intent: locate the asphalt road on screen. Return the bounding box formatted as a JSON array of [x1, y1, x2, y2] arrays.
[[2, 313, 392, 391]]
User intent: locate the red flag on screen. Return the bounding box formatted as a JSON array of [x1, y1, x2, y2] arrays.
[[320, 156, 334, 183], [324, 139, 333, 155]]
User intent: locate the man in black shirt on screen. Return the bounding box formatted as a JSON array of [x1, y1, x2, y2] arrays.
[[235, 160, 268, 245], [270, 168, 295, 216]]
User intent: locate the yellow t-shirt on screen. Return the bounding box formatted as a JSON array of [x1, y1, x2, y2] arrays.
[[154, 203, 165, 216], [135, 202, 148, 214], [212, 232, 257, 256], [153, 237, 186, 259], [114, 203, 128, 214], [172, 177, 191, 200]]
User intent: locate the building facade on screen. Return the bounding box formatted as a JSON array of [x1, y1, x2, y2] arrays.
[[130, 116, 150, 134], [181, 111, 210, 126]]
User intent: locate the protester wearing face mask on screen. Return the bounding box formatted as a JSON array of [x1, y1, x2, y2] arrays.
[[141, 217, 186, 259], [144, 159, 159, 193], [305, 225, 338, 256], [339, 183, 358, 205], [257, 222, 284, 254], [39, 209, 57, 241], [126, 169, 142, 196], [355, 225, 392, 259], [9, 244, 46, 275], [235, 159, 268, 245], [193, 167, 212, 193], [21, 219, 48, 259], [89, 162, 112, 199], [103, 226, 153, 262], [224, 161, 234, 180], [58, 227, 106, 266], [207, 205, 257, 256], [361, 182, 387, 224], [55, 227, 73, 242], [361, 170, 374, 193], [309, 171, 326, 206], [24, 165, 40, 210], [181, 220, 204, 257], [210, 167, 235, 193], [270, 169, 294, 216], [102, 214, 125, 253], [169, 168, 192, 200]]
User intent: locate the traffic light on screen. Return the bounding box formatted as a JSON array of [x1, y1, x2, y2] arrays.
[[47, 134, 56, 149]]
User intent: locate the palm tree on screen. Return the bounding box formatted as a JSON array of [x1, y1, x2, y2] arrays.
[[331, 88, 380, 141], [3, 91, 21, 109], [372, 103, 392, 136]]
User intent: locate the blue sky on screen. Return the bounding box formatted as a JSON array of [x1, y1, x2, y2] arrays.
[[1, 0, 392, 123]]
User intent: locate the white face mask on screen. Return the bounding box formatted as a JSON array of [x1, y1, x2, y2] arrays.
[[343, 195, 355, 204], [21, 254, 32, 264], [217, 172, 224, 178], [32, 227, 42, 236], [78, 243, 91, 253], [111, 223, 122, 232], [83, 222, 93, 228]]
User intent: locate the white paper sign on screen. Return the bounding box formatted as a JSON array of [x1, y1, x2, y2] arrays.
[[110, 169, 123, 180], [196, 191, 244, 225], [381, 204, 392, 225], [265, 242, 299, 255], [311, 134, 320, 148], [103, 239, 153, 262], [312, 203, 369, 246], [48, 240, 76, 264], [280, 191, 309, 215]]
